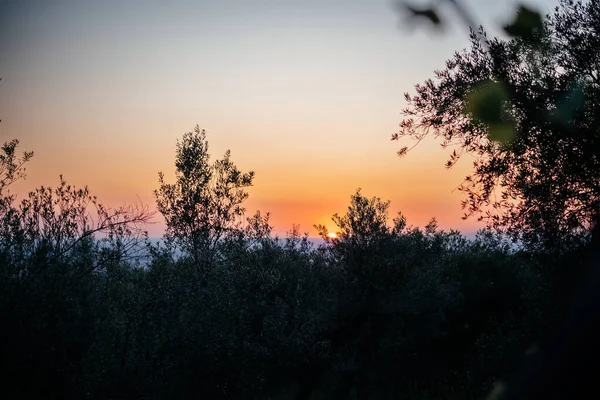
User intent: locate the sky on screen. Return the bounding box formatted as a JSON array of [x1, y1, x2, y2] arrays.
[[0, 0, 559, 237]]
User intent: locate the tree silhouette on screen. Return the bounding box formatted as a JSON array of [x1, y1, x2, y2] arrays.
[[394, 0, 600, 250], [155, 125, 255, 276], [396, 2, 600, 399]]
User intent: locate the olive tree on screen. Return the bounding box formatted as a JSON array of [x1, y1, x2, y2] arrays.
[[394, 0, 600, 250], [155, 125, 255, 275]]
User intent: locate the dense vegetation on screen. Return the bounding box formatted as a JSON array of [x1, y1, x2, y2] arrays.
[[0, 129, 589, 399], [2, 1, 599, 398]]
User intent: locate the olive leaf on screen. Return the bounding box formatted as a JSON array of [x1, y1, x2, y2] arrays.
[[552, 83, 584, 128], [465, 80, 516, 144], [399, 1, 442, 27], [504, 5, 544, 44]]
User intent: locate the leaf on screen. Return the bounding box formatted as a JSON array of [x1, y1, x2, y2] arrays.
[[465, 80, 509, 124], [486, 381, 506, 400], [488, 123, 516, 144], [465, 81, 516, 144], [504, 5, 544, 43], [402, 3, 442, 26], [552, 82, 584, 128]]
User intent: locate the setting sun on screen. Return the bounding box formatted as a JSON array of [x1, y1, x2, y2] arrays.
[[327, 232, 337, 239]]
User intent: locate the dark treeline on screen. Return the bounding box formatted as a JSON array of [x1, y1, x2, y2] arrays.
[[0, 130, 590, 400]]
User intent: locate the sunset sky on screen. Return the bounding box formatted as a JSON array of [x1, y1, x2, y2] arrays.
[[0, 0, 558, 237]]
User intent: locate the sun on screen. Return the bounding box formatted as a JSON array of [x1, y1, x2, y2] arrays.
[[327, 232, 337, 239]]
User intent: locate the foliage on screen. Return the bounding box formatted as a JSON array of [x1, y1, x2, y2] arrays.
[[1, 133, 572, 399], [0, 139, 34, 232], [155, 125, 255, 272], [315, 188, 394, 270], [0, 140, 153, 399], [393, 0, 600, 250]]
